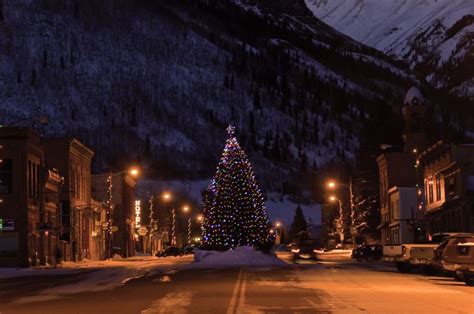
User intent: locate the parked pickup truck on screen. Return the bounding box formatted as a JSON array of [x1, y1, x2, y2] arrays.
[[383, 233, 451, 273]]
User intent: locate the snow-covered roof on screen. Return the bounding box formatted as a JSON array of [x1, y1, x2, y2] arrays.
[[404, 86, 425, 106]]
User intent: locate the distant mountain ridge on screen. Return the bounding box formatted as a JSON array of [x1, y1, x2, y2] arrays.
[[305, 0, 474, 98]]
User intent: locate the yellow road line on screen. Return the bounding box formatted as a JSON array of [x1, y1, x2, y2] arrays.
[[226, 268, 243, 314]]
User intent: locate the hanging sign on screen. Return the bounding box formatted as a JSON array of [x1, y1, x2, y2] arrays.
[[135, 200, 141, 228], [137, 226, 148, 236]]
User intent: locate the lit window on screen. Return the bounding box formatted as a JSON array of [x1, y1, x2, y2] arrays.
[[435, 174, 442, 201]]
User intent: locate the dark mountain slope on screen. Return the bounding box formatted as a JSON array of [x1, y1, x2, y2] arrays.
[[0, 0, 416, 195]]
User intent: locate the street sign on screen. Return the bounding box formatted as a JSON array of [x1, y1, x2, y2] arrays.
[[111, 226, 119, 232], [137, 226, 148, 236]]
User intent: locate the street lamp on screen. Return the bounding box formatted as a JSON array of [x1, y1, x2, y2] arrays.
[[161, 192, 177, 246], [163, 192, 171, 201], [183, 206, 192, 246], [326, 178, 356, 248], [129, 168, 140, 176], [274, 221, 282, 244], [328, 195, 345, 243], [105, 166, 141, 259]]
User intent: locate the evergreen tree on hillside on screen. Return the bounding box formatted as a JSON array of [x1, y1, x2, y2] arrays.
[[289, 205, 308, 242]]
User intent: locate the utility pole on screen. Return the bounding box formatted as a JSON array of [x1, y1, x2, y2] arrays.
[[148, 195, 154, 255], [187, 218, 191, 246], [349, 177, 356, 249], [337, 200, 345, 243], [106, 172, 113, 259], [171, 208, 176, 246]]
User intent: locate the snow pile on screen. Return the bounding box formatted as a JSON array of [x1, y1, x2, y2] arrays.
[[191, 246, 287, 268]]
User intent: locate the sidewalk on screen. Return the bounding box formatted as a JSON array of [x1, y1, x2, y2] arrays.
[[0, 255, 188, 280]]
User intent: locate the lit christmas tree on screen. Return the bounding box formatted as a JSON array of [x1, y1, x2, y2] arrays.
[[201, 125, 274, 251]]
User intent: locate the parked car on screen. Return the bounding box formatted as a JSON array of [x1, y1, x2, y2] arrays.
[[383, 233, 452, 273], [352, 245, 383, 262], [183, 246, 195, 255], [441, 234, 474, 285], [156, 246, 183, 257], [433, 233, 474, 274]]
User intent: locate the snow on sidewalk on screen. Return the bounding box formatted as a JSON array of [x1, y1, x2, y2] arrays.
[[5, 255, 193, 304]]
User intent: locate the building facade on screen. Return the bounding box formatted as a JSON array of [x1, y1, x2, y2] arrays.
[[377, 152, 417, 244], [377, 87, 429, 245], [419, 141, 474, 233], [0, 128, 44, 267], [92, 173, 137, 258], [40, 168, 63, 265], [89, 198, 107, 260], [45, 138, 94, 261], [385, 187, 417, 245]]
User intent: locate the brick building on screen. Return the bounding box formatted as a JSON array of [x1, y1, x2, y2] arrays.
[[377, 87, 429, 245], [418, 141, 474, 233], [40, 168, 63, 265], [0, 128, 44, 266], [44, 138, 94, 261], [89, 198, 107, 260]]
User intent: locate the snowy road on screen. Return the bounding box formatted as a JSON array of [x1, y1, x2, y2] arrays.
[[1, 252, 473, 313]]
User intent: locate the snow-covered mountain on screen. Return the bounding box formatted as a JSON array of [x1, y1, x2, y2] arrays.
[[305, 0, 474, 97], [0, 0, 415, 195]]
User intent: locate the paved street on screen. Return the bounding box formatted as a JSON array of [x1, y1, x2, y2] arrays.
[[0, 252, 472, 314]]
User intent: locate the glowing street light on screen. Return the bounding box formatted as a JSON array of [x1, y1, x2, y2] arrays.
[[182, 205, 190, 213], [163, 192, 172, 201], [197, 215, 203, 222], [329, 195, 337, 202], [327, 181, 337, 189], [129, 168, 140, 177], [275, 222, 281, 228]]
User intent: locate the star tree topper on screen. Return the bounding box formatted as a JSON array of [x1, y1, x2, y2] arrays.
[[226, 124, 236, 137]]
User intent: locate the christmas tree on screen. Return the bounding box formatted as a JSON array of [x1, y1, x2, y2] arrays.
[[201, 125, 273, 251]]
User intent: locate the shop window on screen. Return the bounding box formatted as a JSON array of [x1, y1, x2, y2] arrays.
[[0, 159, 12, 194], [428, 180, 434, 204]]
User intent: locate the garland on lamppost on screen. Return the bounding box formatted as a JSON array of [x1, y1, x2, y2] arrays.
[[201, 125, 274, 251]]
